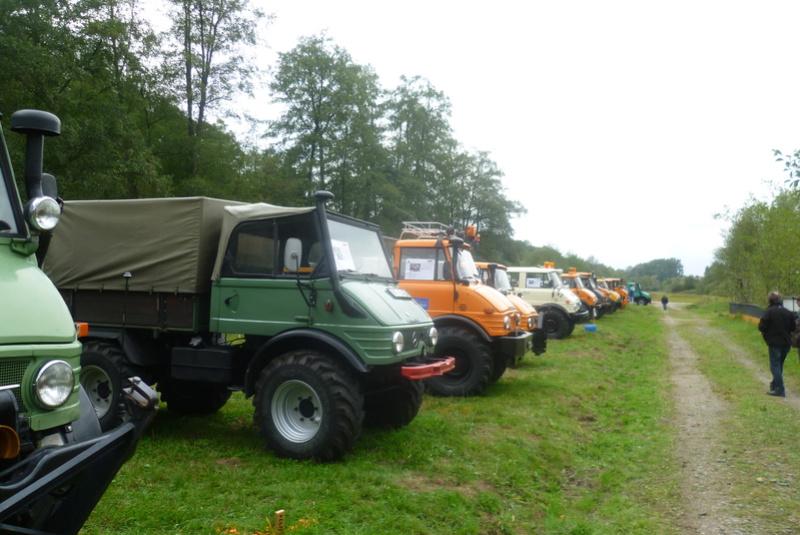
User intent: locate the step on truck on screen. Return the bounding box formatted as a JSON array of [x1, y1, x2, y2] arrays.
[[475, 262, 547, 356], [505, 265, 590, 339], [43, 192, 451, 462], [392, 222, 532, 397], [0, 109, 157, 535]]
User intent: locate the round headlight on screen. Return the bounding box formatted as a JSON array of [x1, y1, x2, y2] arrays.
[[34, 360, 74, 408], [527, 317, 534, 329], [428, 326, 438, 347], [25, 196, 61, 231], [503, 316, 511, 330], [392, 332, 405, 354]]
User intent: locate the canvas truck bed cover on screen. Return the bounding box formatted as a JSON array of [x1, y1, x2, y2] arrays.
[[43, 197, 245, 294]]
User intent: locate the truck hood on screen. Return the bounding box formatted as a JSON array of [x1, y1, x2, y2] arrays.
[[473, 284, 516, 314], [0, 250, 77, 344], [341, 280, 432, 326]]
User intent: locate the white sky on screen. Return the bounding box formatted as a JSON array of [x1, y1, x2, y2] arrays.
[[163, 0, 800, 276]]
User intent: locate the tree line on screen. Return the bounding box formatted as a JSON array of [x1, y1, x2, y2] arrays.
[[0, 1, 523, 243], [0, 0, 694, 282]]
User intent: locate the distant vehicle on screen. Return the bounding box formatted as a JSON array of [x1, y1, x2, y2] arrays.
[[475, 261, 547, 356], [505, 264, 590, 339], [627, 282, 652, 306]]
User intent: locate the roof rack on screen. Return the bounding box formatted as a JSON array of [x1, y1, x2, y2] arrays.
[[400, 221, 451, 240]]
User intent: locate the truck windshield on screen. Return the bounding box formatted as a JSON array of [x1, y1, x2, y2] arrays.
[[327, 218, 393, 278], [548, 271, 564, 288], [454, 248, 480, 282], [493, 269, 513, 292], [0, 170, 18, 234], [564, 276, 585, 290]]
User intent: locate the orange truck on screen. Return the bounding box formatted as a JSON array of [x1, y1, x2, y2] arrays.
[[393, 222, 536, 396], [599, 277, 628, 308], [558, 266, 603, 319], [475, 262, 548, 348], [577, 271, 619, 314]]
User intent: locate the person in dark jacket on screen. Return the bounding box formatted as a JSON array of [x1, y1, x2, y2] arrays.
[[661, 294, 669, 311], [758, 291, 796, 397]]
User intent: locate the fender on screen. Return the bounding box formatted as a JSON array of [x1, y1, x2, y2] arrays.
[[431, 314, 492, 344], [535, 303, 571, 316], [83, 327, 160, 368], [244, 328, 368, 397]]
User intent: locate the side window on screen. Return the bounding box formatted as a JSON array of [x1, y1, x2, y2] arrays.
[[224, 220, 276, 277], [275, 214, 322, 277], [398, 247, 441, 281]]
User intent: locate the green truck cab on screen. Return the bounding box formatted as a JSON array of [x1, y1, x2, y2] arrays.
[[44, 192, 450, 461], [0, 110, 157, 534], [626, 282, 652, 306]]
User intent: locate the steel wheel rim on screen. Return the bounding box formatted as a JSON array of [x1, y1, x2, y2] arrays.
[[271, 380, 322, 443], [81, 365, 113, 419]]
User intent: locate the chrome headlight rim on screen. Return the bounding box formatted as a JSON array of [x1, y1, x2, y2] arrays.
[[25, 196, 61, 232], [34, 360, 75, 409], [503, 316, 511, 330], [427, 326, 438, 347], [391, 331, 405, 355]]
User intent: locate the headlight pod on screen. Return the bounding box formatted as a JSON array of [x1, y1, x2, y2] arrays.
[[503, 316, 511, 330], [392, 332, 405, 354], [25, 196, 61, 231], [427, 327, 438, 347], [34, 360, 74, 408], [527, 317, 534, 329]]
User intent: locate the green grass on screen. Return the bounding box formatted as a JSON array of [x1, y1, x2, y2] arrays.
[[81, 307, 685, 535]]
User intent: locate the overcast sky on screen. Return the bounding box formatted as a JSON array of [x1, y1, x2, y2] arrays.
[[191, 0, 799, 276]]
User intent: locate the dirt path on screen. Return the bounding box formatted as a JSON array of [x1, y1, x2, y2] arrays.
[[662, 304, 762, 534]]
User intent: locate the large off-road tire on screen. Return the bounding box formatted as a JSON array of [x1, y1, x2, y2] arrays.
[[364, 378, 423, 429], [80, 341, 131, 432], [490, 354, 508, 382], [636, 297, 649, 306], [157, 378, 232, 415], [253, 350, 364, 461], [425, 326, 493, 397], [542, 308, 570, 339]]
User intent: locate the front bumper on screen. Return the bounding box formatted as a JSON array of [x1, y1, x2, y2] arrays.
[[0, 378, 158, 535], [401, 357, 456, 380], [493, 331, 533, 365], [570, 307, 591, 324]]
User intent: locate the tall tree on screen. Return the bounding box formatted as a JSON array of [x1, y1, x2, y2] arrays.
[[385, 75, 455, 223], [268, 34, 387, 215], [165, 0, 264, 177]]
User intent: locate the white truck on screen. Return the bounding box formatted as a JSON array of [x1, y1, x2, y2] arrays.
[[505, 265, 590, 339]]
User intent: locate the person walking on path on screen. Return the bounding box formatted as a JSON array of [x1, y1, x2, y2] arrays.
[[661, 294, 669, 311], [758, 291, 796, 397]]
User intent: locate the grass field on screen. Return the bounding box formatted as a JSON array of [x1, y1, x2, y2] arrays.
[[81, 298, 796, 534]]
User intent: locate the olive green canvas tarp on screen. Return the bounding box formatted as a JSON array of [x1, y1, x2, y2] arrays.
[[44, 197, 245, 294]]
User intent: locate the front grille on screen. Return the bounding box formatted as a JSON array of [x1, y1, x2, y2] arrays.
[[0, 360, 30, 413]]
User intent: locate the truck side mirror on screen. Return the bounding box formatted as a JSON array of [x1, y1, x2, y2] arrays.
[[284, 238, 302, 273]]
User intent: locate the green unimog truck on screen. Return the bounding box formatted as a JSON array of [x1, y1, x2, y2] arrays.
[[0, 109, 158, 535], [43, 192, 450, 461]]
